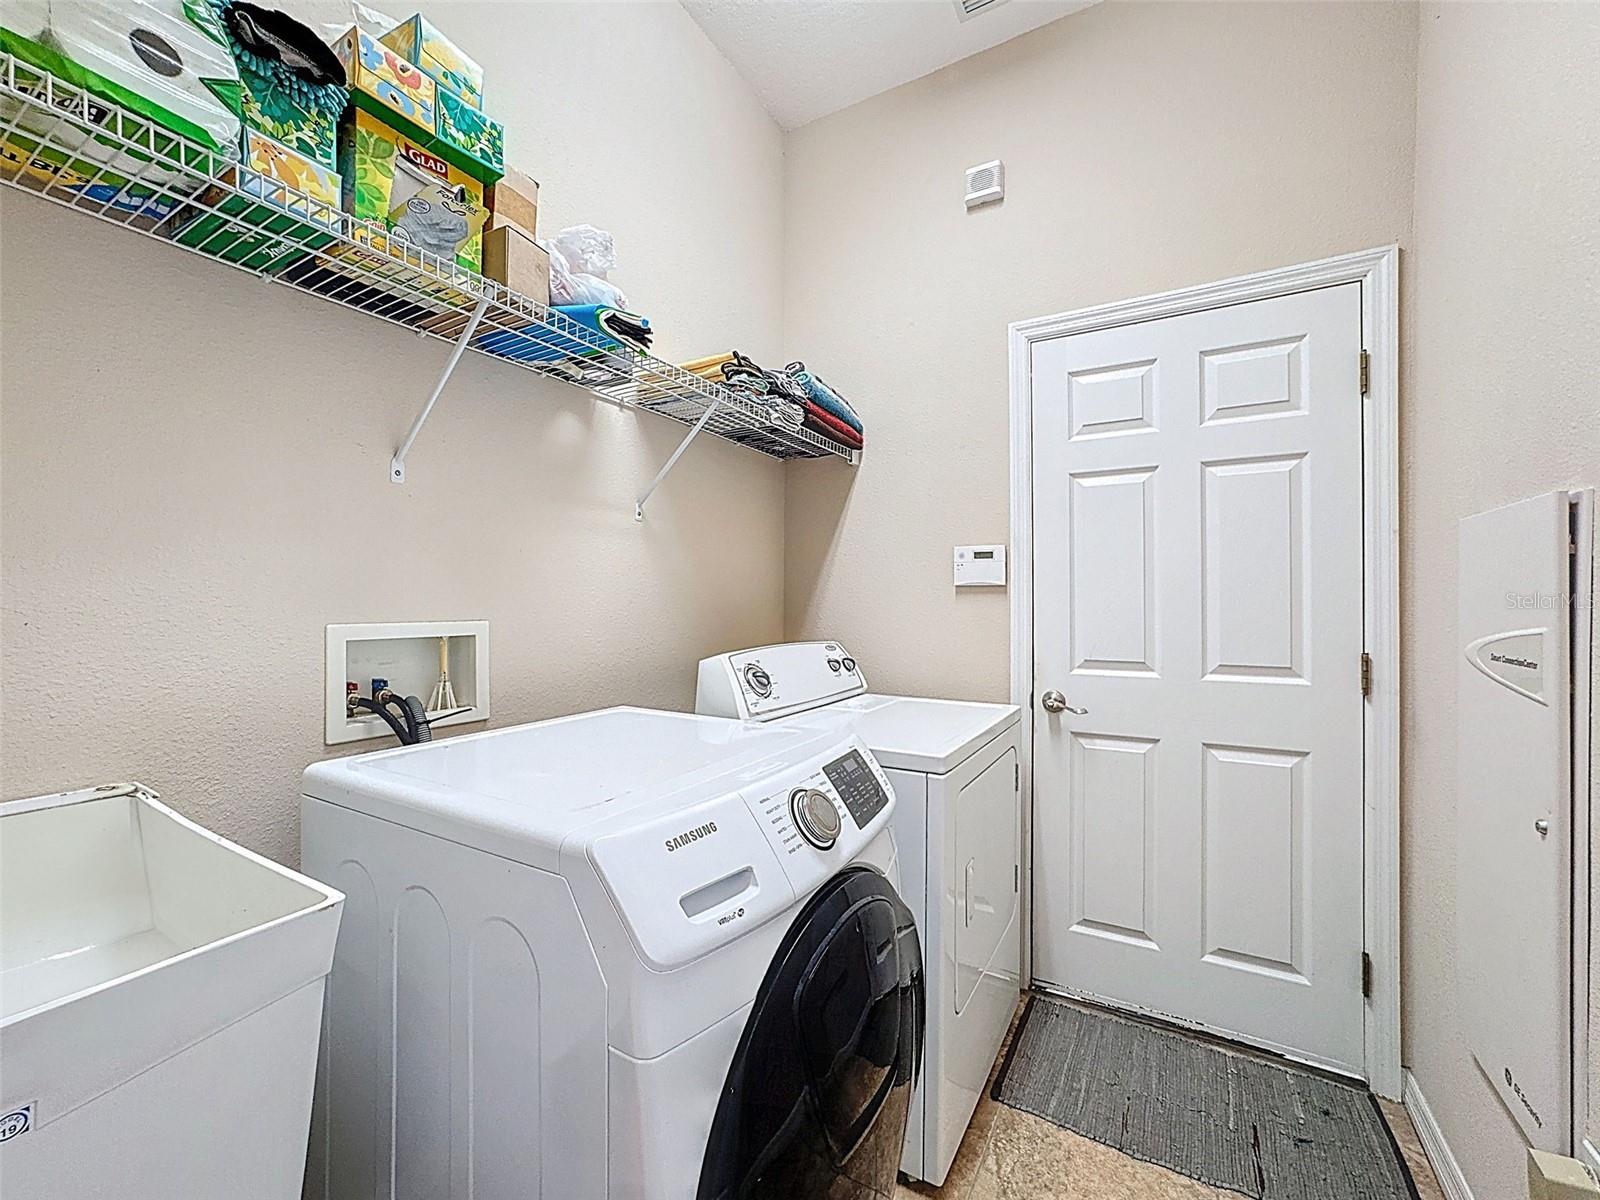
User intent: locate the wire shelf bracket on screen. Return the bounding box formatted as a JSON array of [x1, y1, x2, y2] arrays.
[[391, 293, 491, 484], [635, 399, 720, 521]]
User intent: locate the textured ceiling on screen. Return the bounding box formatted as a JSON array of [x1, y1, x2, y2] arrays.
[[680, 0, 1097, 129]]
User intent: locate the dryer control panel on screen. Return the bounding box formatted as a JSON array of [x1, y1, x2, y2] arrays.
[[696, 641, 867, 721]]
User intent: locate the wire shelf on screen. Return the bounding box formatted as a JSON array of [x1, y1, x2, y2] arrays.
[[0, 52, 858, 465]]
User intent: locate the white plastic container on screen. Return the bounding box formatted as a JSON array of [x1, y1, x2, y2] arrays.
[[0, 782, 343, 1199]]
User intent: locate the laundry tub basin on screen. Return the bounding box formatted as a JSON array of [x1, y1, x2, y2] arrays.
[[0, 782, 343, 1200]]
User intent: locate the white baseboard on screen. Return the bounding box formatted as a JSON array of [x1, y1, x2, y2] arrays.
[[1404, 1070, 1477, 1200]]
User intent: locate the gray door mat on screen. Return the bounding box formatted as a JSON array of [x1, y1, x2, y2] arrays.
[[991, 996, 1418, 1200]]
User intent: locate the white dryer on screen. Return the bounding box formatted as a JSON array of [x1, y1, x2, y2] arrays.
[[696, 642, 1021, 1186], [299, 706, 923, 1200]]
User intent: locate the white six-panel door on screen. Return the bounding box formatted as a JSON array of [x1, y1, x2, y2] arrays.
[[1030, 283, 1367, 1074]]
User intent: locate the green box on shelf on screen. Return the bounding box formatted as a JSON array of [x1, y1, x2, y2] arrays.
[[230, 55, 339, 170], [435, 85, 501, 181], [171, 153, 339, 274]]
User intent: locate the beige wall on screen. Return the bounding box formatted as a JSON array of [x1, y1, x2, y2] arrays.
[[782, 0, 1419, 702], [784, 1, 1598, 1193], [4, 5, 1597, 1192], [0, 1, 787, 864], [1404, 3, 1600, 1195]]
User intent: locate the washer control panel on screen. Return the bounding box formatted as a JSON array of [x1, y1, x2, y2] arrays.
[[821, 748, 891, 829], [589, 735, 896, 971], [742, 737, 896, 895], [790, 787, 842, 849]]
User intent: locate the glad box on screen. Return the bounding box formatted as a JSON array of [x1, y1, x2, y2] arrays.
[[341, 107, 486, 272]]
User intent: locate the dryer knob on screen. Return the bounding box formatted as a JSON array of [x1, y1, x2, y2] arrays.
[[743, 664, 772, 698], [790, 788, 841, 850]]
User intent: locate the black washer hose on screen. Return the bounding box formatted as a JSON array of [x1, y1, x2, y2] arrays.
[[349, 695, 429, 745], [398, 694, 432, 743]]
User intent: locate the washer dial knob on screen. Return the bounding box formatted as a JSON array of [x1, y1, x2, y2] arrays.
[[742, 664, 772, 698], [790, 788, 841, 850]]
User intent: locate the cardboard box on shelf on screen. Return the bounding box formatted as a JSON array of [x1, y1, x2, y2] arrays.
[[341, 107, 487, 273], [170, 131, 340, 273], [331, 25, 501, 189], [332, 25, 435, 146], [0, 127, 193, 229], [229, 41, 343, 169], [243, 128, 339, 208], [380, 14, 483, 109], [483, 223, 550, 305], [488, 167, 538, 239]]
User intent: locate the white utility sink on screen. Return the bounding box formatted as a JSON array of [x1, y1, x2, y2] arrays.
[[0, 782, 343, 1199]]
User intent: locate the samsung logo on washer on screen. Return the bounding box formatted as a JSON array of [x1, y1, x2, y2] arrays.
[[665, 821, 718, 852]]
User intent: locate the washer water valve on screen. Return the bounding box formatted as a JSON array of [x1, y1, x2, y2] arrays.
[[346, 680, 433, 746]]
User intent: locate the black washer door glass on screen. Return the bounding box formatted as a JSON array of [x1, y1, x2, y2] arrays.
[[698, 867, 924, 1200]]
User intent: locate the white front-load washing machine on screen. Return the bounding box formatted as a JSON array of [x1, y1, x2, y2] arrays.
[[299, 706, 923, 1200], [695, 643, 1021, 1187]]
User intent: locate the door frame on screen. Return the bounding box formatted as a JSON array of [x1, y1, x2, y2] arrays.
[[1572, 489, 1596, 1169], [1006, 245, 1402, 1098]]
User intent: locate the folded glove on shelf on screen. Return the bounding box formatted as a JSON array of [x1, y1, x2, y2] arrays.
[[711, 352, 806, 432]]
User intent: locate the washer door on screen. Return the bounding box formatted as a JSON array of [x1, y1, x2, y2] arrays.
[[697, 867, 925, 1200]]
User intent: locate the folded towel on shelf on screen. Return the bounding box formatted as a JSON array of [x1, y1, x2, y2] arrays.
[[679, 352, 736, 380], [475, 304, 650, 366], [786, 361, 862, 434], [803, 402, 864, 449]]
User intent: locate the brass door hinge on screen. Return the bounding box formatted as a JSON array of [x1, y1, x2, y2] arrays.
[[1360, 652, 1373, 697], [1359, 350, 1371, 396], [1362, 951, 1373, 999]]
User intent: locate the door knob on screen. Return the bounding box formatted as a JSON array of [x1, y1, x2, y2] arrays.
[[1534, 818, 1550, 838], [1040, 690, 1086, 715]]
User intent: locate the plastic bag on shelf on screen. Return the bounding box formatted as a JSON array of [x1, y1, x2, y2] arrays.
[[310, 2, 401, 41], [547, 238, 628, 309], [552, 224, 618, 279], [0, 0, 244, 154]]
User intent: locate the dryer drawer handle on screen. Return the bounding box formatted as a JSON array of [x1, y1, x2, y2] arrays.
[[964, 860, 975, 927]]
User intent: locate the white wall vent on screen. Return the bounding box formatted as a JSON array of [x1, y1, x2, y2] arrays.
[[965, 160, 1005, 209], [954, 0, 1009, 21]]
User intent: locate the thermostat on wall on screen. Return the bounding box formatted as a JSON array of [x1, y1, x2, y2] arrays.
[[954, 544, 1006, 587]]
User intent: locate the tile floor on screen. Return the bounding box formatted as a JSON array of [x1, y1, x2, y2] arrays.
[[897, 1001, 1447, 1200]]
